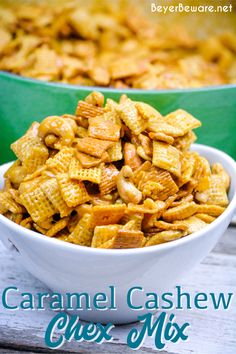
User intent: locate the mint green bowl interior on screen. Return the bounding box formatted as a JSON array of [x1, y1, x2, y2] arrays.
[[0, 71, 236, 164]]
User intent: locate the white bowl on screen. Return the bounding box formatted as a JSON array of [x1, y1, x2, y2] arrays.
[[1, 144, 236, 324]]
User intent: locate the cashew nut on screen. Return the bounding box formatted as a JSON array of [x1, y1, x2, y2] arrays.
[[117, 166, 142, 204], [64, 117, 78, 133], [38, 116, 75, 147]]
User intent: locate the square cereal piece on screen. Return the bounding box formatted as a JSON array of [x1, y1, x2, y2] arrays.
[[0, 191, 24, 214], [18, 175, 48, 195], [99, 164, 119, 195], [57, 173, 90, 207], [76, 151, 104, 168], [0, 195, 8, 214], [40, 178, 71, 217], [206, 175, 229, 206], [3, 179, 11, 191], [8, 189, 23, 205], [5, 212, 23, 225], [101, 110, 121, 126], [150, 168, 179, 200], [121, 213, 143, 230], [142, 181, 164, 200], [178, 153, 196, 187], [196, 204, 225, 217], [117, 98, 146, 135], [171, 194, 193, 207], [194, 155, 211, 194], [127, 198, 165, 214], [148, 121, 183, 137], [174, 131, 197, 151], [133, 161, 152, 184], [77, 126, 88, 138], [10, 123, 38, 161], [174, 216, 206, 234], [68, 214, 94, 246], [195, 213, 216, 223], [112, 229, 144, 249], [69, 158, 101, 184], [162, 202, 198, 222], [104, 99, 122, 123], [165, 109, 201, 135], [135, 101, 163, 121], [20, 187, 56, 223], [76, 137, 114, 158], [46, 147, 75, 174], [93, 204, 126, 225], [155, 220, 188, 231], [76, 101, 104, 118], [152, 141, 181, 177], [91, 225, 120, 248], [149, 132, 174, 145], [88, 116, 120, 142], [110, 59, 148, 80], [88, 66, 110, 86], [23, 145, 49, 174], [107, 141, 123, 162], [33, 223, 47, 235], [20, 217, 33, 229], [11, 134, 48, 173], [98, 239, 115, 249], [46, 218, 69, 237], [211, 163, 230, 190], [145, 230, 184, 247]]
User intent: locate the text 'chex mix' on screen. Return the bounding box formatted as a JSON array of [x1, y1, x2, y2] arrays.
[[0, 92, 230, 249]]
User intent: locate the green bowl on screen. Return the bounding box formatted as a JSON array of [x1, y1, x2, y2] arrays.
[[0, 71, 236, 164]]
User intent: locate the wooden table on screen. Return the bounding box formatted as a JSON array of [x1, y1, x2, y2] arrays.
[[0, 227, 236, 354]]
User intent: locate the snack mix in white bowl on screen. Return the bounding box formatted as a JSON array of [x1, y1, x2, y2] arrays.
[[1, 93, 236, 323]]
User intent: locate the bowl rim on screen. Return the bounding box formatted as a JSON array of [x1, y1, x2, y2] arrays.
[[1, 71, 236, 95], [1, 144, 236, 256]]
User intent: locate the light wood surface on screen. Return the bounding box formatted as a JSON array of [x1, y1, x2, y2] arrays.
[[0, 227, 236, 354]]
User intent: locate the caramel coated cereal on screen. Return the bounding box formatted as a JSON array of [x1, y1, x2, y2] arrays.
[[0, 1, 236, 89], [0, 92, 230, 249]]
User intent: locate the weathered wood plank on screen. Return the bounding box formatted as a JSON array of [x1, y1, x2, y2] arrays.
[[0, 227, 235, 354], [212, 227, 236, 256], [0, 351, 46, 354], [0, 343, 169, 354]]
